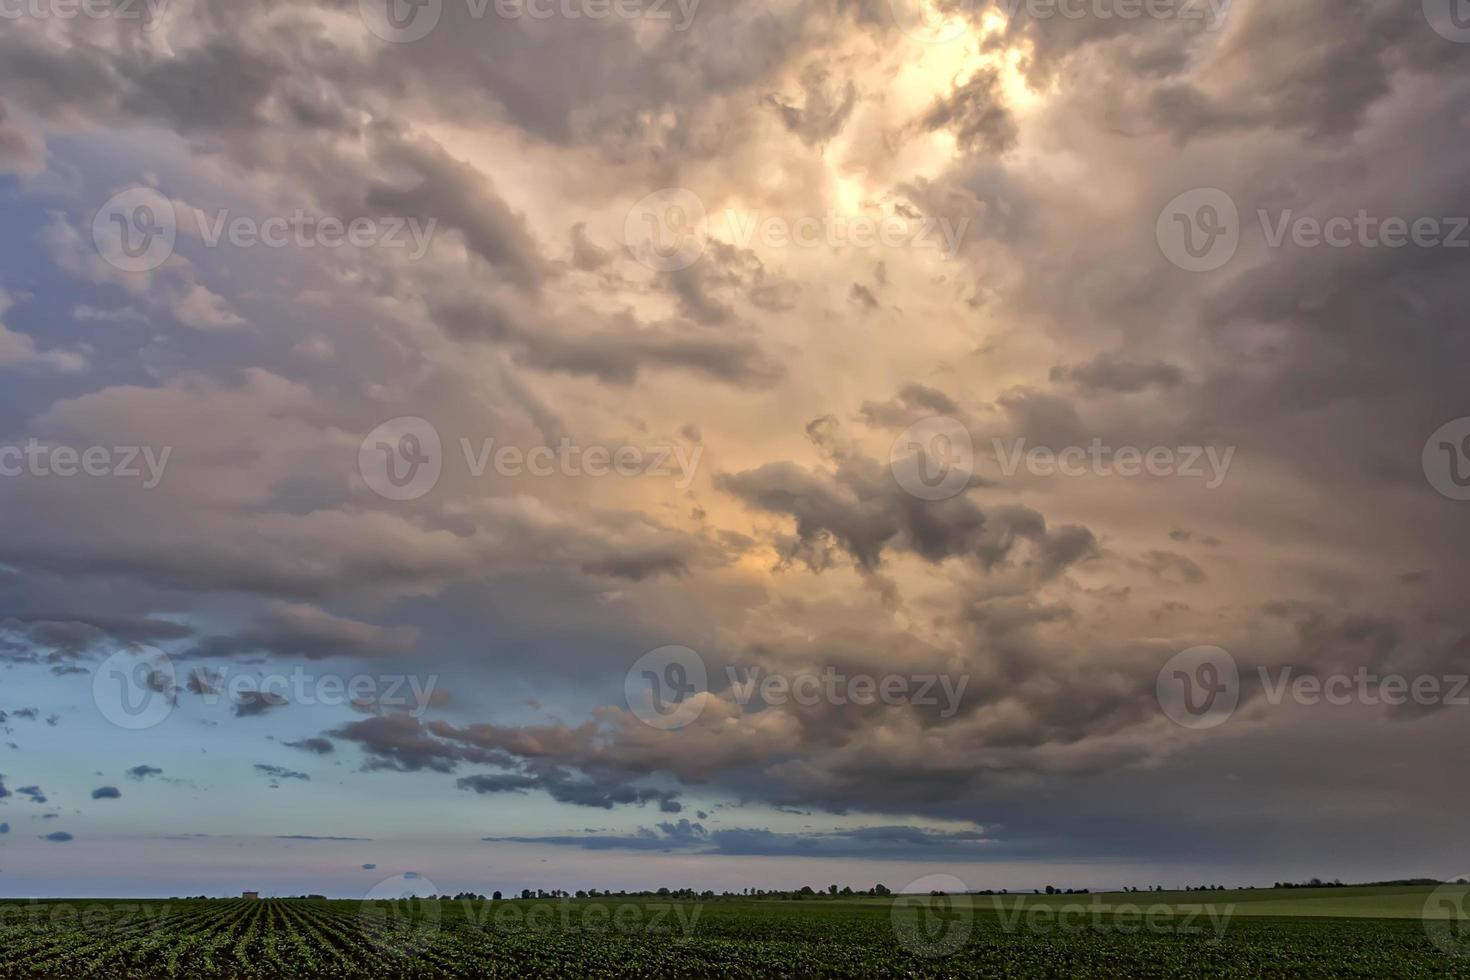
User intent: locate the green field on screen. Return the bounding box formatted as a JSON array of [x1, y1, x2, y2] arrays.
[[0, 887, 1466, 977]]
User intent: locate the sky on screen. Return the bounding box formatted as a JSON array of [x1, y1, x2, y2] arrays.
[[0, 0, 1469, 898]]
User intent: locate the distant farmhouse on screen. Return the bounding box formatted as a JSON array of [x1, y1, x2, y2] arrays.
[[243, 891, 260, 900]]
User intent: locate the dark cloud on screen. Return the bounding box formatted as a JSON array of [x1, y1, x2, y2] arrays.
[[365, 131, 549, 290], [234, 691, 290, 718], [331, 714, 515, 774], [91, 786, 121, 800], [1051, 356, 1185, 395], [254, 764, 310, 783], [282, 737, 335, 755], [431, 298, 784, 389], [919, 69, 1016, 155], [1134, 550, 1208, 585], [765, 66, 858, 146], [190, 605, 418, 662], [490, 822, 995, 859], [719, 431, 1096, 578], [0, 615, 193, 659], [339, 715, 686, 810], [275, 835, 371, 841]]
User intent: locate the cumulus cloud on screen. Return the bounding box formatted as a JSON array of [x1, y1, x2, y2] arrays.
[[254, 764, 310, 787], [0, 0, 1466, 881], [282, 737, 335, 755]]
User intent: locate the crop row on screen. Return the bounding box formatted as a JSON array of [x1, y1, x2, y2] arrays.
[[1, 899, 1468, 977]]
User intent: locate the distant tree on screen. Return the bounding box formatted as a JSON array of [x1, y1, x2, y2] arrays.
[[828, 885, 838, 896]]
